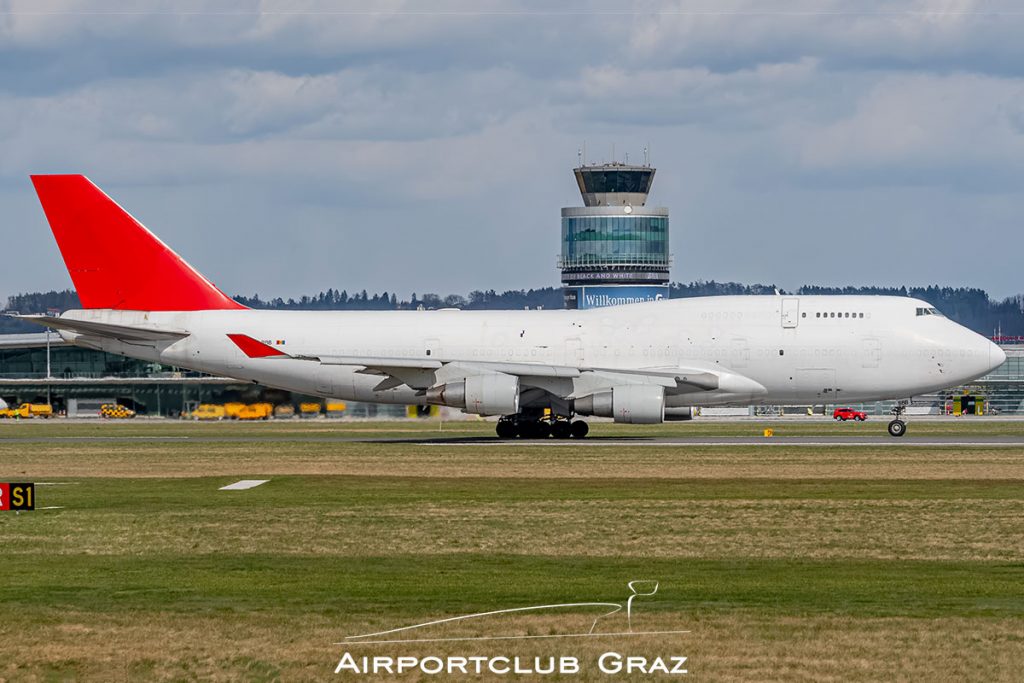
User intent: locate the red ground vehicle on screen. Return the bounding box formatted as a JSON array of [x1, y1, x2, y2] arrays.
[[833, 407, 867, 421]]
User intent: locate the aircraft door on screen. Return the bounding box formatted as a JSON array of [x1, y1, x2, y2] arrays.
[[781, 298, 800, 328], [730, 337, 750, 368], [226, 346, 245, 370], [565, 338, 584, 365], [424, 337, 441, 358], [315, 365, 335, 396]]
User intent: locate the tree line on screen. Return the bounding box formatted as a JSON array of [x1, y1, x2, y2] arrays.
[[231, 287, 567, 311], [4, 283, 1024, 337]]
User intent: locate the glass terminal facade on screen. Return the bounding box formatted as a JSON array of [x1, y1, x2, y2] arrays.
[[0, 334, 408, 417]]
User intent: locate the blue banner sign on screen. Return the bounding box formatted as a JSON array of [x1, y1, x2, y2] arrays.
[[577, 285, 669, 309]]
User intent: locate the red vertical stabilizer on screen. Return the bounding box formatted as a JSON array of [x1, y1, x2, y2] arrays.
[[30, 174, 245, 311]]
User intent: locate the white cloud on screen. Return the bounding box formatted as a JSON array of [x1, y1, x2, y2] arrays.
[[798, 72, 1024, 172], [4, 1, 1024, 301]]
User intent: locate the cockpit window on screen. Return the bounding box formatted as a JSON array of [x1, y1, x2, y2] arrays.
[[916, 307, 945, 317]]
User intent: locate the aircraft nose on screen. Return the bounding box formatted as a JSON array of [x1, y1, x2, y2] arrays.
[[946, 328, 1005, 383], [989, 340, 1007, 372]]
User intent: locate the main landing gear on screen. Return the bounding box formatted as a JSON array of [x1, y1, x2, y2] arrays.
[[888, 404, 908, 437], [496, 415, 589, 440]]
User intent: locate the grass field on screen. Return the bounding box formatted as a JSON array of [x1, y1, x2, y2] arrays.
[[1, 419, 1023, 680]]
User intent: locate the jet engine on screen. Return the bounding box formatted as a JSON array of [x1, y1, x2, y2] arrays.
[[574, 385, 665, 424], [425, 373, 520, 416], [664, 406, 696, 421]]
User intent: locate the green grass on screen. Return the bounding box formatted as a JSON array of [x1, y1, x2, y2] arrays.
[[15, 475, 1024, 508], [2, 554, 1022, 620], [1, 420, 1023, 680]]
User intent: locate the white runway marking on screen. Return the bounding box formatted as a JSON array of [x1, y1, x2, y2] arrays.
[[36, 506, 65, 510], [219, 479, 269, 490]]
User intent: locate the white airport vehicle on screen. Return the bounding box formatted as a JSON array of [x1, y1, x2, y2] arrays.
[[16, 175, 1005, 438]]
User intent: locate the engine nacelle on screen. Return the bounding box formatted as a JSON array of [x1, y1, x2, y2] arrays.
[[664, 406, 696, 421], [425, 373, 520, 416], [574, 385, 665, 424]]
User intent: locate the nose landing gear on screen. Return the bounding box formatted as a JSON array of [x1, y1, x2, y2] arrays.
[[888, 403, 908, 437]]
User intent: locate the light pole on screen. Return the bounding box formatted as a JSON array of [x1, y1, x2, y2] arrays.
[[45, 328, 52, 406]]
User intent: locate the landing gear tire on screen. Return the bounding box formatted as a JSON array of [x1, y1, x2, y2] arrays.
[[887, 419, 906, 437], [517, 420, 543, 439], [496, 419, 517, 440], [551, 421, 572, 439], [570, 420, 589, 439]]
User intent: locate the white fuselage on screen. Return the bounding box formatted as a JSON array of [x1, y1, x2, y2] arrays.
[[57, 295, 1004, 410]]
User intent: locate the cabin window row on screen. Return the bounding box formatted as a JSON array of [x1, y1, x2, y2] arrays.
[[803, 311, 865, 319]]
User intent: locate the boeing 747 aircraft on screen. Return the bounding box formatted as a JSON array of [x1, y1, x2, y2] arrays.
[[14, 175, 1005, 438]]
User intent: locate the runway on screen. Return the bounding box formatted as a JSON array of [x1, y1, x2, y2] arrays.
[[421, 435, 1024, 447], [3, 434, 1024, 447]]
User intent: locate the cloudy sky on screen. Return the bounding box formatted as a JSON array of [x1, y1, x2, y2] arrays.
[[2, 0, 1024, 304]]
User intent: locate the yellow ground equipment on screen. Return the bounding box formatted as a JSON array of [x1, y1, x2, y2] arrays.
[[236, 403, 273, 421], [273, 404, 295, 419], [299, 402, 323, 418], [0, 403, 54, 419], [406, 405, 440, 418], [223, 402, 246, 419], [325, 400, 347, 418], [100, 403, 136, 419], [190, 404, 226, 421], [952, 394, 986, 416]]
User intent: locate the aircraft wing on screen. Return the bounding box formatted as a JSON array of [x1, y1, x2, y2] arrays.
[[226, 334, 759, 395], [12, 314, 190, 342]]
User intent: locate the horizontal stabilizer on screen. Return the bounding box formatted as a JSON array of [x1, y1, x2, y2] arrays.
[[226, 334, 287, 358], [13, 314, 189, 342]]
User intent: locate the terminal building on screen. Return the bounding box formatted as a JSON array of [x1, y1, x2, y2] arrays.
[[0, 331, 406, 418], [560, 160, 670, 309]]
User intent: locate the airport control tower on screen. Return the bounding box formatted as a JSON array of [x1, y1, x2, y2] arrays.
[[560, 158, 670, 309]]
